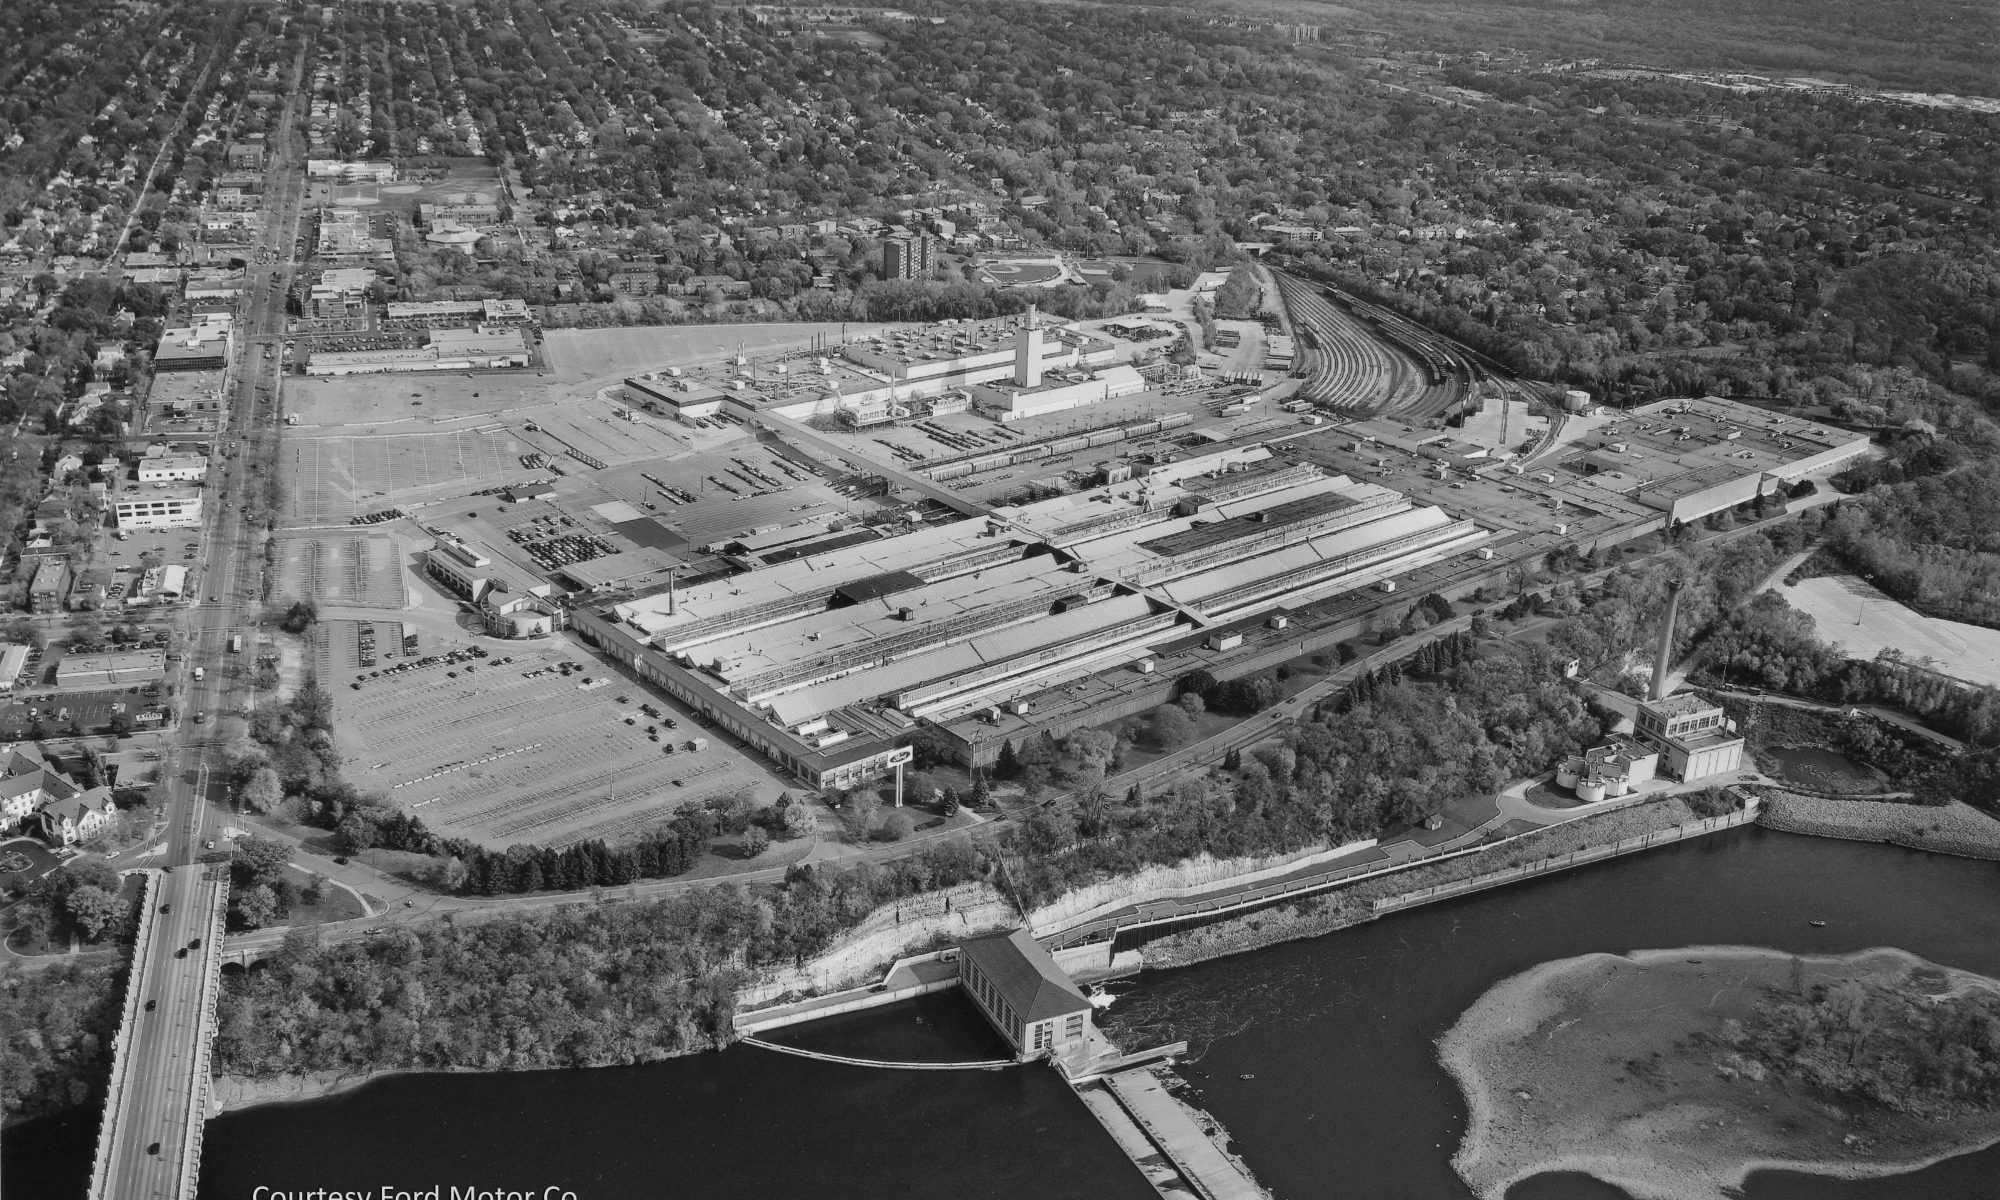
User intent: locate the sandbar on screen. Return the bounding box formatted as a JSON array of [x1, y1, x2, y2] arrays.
[[1437, 945, 2000, 1200]]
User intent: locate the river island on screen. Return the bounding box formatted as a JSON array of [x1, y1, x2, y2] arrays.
[[1437, 946, 2000, 1200]]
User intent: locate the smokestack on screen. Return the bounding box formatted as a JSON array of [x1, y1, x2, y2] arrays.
[[1650, 579, 1682, 701], [667, 567, 678, 615]]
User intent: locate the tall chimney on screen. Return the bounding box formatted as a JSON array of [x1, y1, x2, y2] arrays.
[[1650, 579, 1682, 701], [1014, 306, 1045, 388]]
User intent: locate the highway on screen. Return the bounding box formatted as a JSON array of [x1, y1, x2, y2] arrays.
[[87, 41, 315, 1200]]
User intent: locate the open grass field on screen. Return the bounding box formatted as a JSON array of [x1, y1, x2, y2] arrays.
[[283, 427, 525, 525], [977, 257, 1068, 287], [1781, 574, 2000, 687], [330, 632, 786, 850]]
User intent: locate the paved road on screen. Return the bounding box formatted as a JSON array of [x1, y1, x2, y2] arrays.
[[90, 44, 314, 1200], [88, 867, 228, 1200]]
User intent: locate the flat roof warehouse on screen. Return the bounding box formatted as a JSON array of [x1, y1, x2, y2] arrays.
[[571, 443, 1490, 787]]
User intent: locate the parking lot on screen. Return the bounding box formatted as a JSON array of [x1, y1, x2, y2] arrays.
[[283, 427, 525, 525], [272, 532, 411, 607], [0, 686, 163, 739], [330, 631, 786, 850]]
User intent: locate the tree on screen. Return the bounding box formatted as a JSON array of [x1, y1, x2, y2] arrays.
[[1177, 692, 1206, 719], [779, 798, 817, 839], [232, 884, 281, 930], [874, 811, 914, 843], [1176, 669, 1218, 702], [240, 767, 283, 814], [232, 835, 292, 888], [740, 826, 770, 858], [65, 885, 124, 941], [335, 811, 379, 853], [939, 788, 960, 818], [1149, 704, 1194, 749], [280, 600, 319, 634], [995, 738, 1021, 779], [843, 789, 881, 839]]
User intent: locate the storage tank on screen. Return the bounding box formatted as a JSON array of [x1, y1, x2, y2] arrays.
[[1576, 779, 1608, 804], [1604, 776, 1631, 797], [1556, 762, 1581, 789], [1564, 389, 1591, 412]]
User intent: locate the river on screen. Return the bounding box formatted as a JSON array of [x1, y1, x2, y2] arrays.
[[7, 827, 2000, 1200]]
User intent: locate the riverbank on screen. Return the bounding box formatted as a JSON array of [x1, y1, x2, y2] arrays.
[[210, 1067, 425, 1114], [1141, 794, 1721, 969], [1760, 790, 2000, 860], [1436, 946, 2000, 1200]]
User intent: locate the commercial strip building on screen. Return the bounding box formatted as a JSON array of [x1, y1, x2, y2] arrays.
[[0, 643, 29, 690], [54, 649, 166, 690], [381, 298, 532, 329], [153, 317, 234, 372], [136, 455, 208, 484], [114, 490, 203, 531], [305, 327, 531, 375], [27, 558, 72, 613]]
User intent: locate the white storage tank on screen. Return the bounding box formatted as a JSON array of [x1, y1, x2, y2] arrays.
[[1576, 779, 1608, 804]]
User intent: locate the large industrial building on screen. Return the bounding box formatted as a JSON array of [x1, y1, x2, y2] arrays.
[[1557, 399, 1870, 525], [573, 444, 1491, 784]]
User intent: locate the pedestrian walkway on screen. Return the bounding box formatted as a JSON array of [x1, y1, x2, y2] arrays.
[[1101, 1068, 1269, 1200]]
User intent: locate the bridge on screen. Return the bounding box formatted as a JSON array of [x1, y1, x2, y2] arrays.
[[86, 865, 231, 1200]]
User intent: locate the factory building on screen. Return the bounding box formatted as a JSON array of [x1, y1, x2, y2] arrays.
[[572, 444, 1489, 785], [1561, 398, 1871, 525], [1629, 578, 1746, 782], [624, 375, 729, 423]]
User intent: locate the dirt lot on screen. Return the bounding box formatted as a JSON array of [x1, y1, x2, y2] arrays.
[[1782, 574, 2000, 688], [330, 631, 787, 850]]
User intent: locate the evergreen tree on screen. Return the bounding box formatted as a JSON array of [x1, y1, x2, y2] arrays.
[[995, 739, 1020, 779]]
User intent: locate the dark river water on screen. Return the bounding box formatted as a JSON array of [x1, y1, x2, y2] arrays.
[[9, 827, 2000, 1200]]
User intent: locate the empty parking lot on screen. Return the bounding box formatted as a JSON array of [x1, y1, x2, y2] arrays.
[[331, 634, 785, 849]]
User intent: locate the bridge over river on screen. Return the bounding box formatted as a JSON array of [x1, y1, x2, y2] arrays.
[[86, 865, 231, 1200]]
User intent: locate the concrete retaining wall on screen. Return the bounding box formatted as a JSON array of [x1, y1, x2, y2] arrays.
[[1027, 838, 1378, 936], [1370, 802, 1761, 915], [735, 882, 1016, 1006]]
